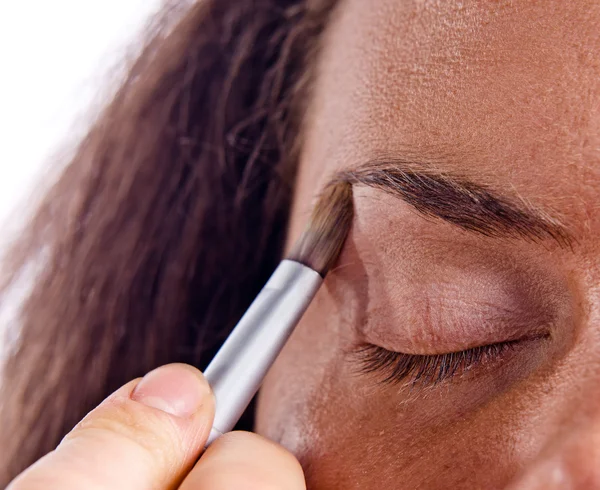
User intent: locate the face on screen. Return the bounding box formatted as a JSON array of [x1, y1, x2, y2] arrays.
[[256, 1, 600, 488]]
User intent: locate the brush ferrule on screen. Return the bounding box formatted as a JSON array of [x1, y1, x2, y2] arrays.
[[204, 259, 322, 446]]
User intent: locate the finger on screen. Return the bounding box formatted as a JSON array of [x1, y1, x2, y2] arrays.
[[180, 431, 306, 490], [8, 363, 215, 490]]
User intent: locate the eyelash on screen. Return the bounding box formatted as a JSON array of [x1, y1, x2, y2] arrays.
[[353, 340, 522, 386]]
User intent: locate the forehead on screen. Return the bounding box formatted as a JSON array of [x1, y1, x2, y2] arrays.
[[296, 0, 600, 238]]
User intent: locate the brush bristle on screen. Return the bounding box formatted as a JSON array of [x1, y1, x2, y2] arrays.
[[287, 180, 354, 276]]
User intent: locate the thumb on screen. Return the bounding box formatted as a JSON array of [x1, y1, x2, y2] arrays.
[[8, 363, 215, 490]]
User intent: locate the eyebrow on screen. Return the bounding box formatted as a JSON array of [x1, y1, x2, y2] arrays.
[[333, 159, 572, 247]]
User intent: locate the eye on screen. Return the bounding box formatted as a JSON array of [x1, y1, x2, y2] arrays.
[[351, 335, 547, 386]]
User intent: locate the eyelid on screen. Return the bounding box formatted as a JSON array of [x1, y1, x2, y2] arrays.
[[360, 289, 554, 355], [354, 255, 568, 355], [352, 334, 548, 386]]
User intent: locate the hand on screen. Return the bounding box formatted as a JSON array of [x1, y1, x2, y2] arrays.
[[8, 363, 305, 489]]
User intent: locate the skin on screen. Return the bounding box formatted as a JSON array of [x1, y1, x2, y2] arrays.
[[256, 0, 600, 488], [10, 1, 600, 489]]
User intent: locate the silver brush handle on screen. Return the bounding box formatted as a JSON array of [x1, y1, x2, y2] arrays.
[[203, 260, 322, 446]]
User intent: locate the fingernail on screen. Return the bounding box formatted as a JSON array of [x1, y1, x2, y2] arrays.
[[131, 363, 212, 418]]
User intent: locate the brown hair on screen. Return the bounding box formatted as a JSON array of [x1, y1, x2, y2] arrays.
[[0, 0, 337, 484]]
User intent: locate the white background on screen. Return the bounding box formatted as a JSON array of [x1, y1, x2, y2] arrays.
[[0, 0, 163, 230]]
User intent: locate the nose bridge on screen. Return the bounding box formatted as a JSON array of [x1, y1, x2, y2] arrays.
[[570, 361, 600, 419], [543, 303, 600, 425], [508, 421, 600, 489], [507, 216, 600, 488], [568, 332, 600, 418], [506, 345, 600, 489]]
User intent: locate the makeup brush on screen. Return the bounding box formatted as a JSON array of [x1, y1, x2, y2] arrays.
[[204, 180, 353, 446]]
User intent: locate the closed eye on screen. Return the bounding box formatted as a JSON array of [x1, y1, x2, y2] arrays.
[[351, 334, 548, 386]]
